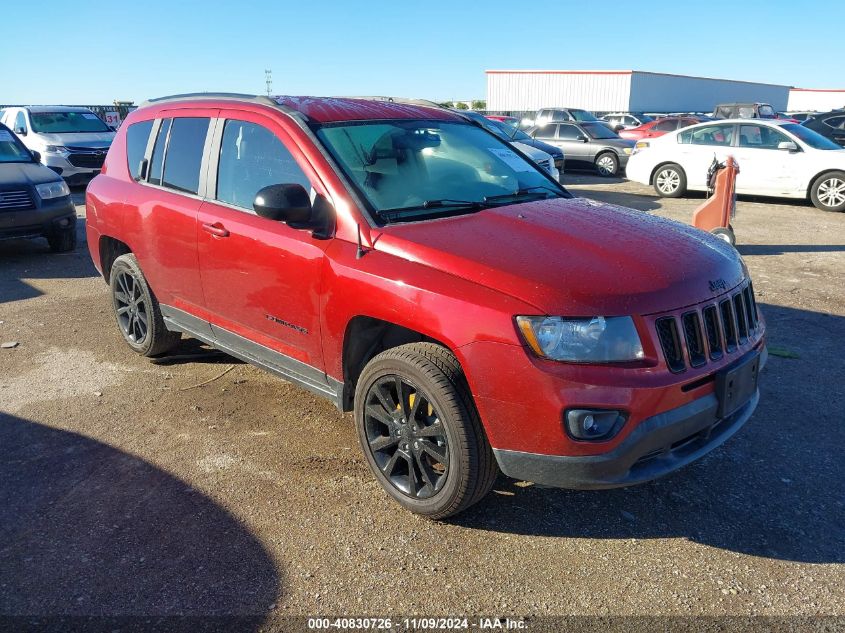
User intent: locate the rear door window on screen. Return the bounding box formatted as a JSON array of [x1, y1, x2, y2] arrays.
[[681, 124, 735, 146], [148, 118, 171, 187], [533, 124, 557, 139], [216, 120, 311, 210], [125, 120, 154, 181], [161, 117, 210, 194], [14, 111, 27, 133]]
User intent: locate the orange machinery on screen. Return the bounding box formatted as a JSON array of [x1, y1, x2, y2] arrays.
[[692, 155, 739, 246]]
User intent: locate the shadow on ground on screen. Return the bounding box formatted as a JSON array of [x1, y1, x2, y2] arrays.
[[0, 209, 96, 303], [453, 303, 845, 565], [0, 413, 280, 622], [738, 243, 845, 256]]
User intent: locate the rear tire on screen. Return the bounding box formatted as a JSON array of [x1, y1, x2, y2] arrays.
[[47, 226, 77, 253], [810, 171, 845, 212], [110, 253, 180, 357], [354, 342, 497, 519], [653, 163, 687, 198], [595, 151, 619, 177]]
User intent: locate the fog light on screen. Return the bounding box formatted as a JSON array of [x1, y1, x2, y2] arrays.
[[565, 409, 626, 441], [58, 218, 70, 227]]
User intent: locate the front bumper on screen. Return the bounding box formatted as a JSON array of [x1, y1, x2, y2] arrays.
[[41, 153, 102, 186], [0, 197, 77, 241], [494, 349, 765, 489]]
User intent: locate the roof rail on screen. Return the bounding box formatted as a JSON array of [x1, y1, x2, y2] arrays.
[[139, 92, 278, 107], [340, 96, 444, 109]]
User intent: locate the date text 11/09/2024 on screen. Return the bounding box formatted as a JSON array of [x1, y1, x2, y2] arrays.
[[307, 617, 527, 630]]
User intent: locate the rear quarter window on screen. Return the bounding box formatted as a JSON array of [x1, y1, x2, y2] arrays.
[[125, 120, 153, 181]]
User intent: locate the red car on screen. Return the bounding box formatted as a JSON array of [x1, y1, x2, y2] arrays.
[[619, 116, 702, 140], [484, 114, 519, 126], [86, 94, 766, 518]]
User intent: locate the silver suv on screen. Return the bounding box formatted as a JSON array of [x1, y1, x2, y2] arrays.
[[0, 106, 115, 186]]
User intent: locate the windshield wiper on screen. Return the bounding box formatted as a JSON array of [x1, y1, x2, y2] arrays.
[[379, 199, 487, 222], [483, 185, 565, 203]]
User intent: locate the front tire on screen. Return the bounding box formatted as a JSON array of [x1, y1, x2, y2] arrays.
[[595, 151, 619, 177], [47, 226, 77, 253], [711, 225, 736, 246], [810, 171, 845, 212], [110, 253, 180, 357], [354, 343, 497, 519], [653, 163, 687, 197]]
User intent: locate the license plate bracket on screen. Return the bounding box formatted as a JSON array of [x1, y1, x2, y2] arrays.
[[715, 351, 760, 418]]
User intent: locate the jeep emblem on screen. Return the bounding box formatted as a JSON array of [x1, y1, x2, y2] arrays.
[[709, 278, 728, 292]]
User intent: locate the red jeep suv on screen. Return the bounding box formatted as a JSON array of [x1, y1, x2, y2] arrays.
[[86, 94, 766, 518]]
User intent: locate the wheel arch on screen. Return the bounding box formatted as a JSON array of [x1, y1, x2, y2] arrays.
[[98, 235, 132, 283], [806, 168, 845, 199], [649, 161, 685, 185], [340, 316, 458, 412]]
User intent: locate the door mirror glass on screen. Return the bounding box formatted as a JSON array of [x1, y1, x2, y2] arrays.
[[777, 141, 799, 152], [576, 134, 588, 142], [254, 183, 312, 224]]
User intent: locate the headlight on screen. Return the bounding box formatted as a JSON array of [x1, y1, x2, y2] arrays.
[[516, 316, 644, 363], [622, 147, 633, 155], [44, 145, 70, 153], [35, 180, 70, 200]]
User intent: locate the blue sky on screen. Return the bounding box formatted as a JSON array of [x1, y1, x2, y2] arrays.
[[1, 0, 838, 105]]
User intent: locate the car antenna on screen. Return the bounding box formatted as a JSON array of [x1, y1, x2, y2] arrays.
[[356, 223, 366, 259]]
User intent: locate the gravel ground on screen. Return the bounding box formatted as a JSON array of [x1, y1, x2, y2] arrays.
[[0, 176, 843, 630]]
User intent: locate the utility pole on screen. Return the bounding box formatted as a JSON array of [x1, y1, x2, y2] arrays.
[[265, 69, 273, 97]]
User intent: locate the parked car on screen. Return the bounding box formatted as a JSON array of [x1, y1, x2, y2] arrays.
[[0, 106, 115, 186], [618, 116, 702, 141], [0, 122, 76, 251], [713, 103, 777, 120], [456, 111, 561, 179], [527, 121, 635, 176], [802, 110, 845, 147], [785, 111, 816, 123], [601, 112, 654, 131], [87, 94, 765, 518], [626, 119, 845, 212], [523, 107, 602, 128], [484, 115, 520, 127]]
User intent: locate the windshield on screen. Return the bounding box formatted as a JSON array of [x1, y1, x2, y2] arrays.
[[0, 127, 34, 163], [758, 105, 776, 118], [635, 113, 654, 123], [316, 120, 568, 222], [30, 111, 111, 134], [571, 109, 600, 122], [582, 122, 619, 139], [782, 123, 842, 150]]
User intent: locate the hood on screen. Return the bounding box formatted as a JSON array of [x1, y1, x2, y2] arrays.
[[0, 161, 64, 188], [375, 197, 746, 316], [32, 131, 114, 148], [512, 142, 549, 162]]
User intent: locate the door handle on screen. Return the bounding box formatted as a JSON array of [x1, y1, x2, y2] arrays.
[[201, 222, 229, 238]]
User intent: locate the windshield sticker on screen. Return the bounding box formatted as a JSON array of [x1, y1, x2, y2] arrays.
[[0, 130, 14, 143], [82, 113, 99, 120], [487, 147, 532, 172]]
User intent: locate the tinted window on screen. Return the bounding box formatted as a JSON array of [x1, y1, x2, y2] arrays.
[[148, 118, 171, 186], [125, 120, 153, 181], [0, 125, 34, 163], [570, 109, 599, 122], [216, 120, 311, 210], [824, 116, 845, 129], [681, 124, 735, 146], [533, 124, 557, 139], [14, 111, 26, 133], [581, 122, 618, 139], [654, 119, 678, 132], [738, 124, 789, 149], [161, 117, 209, 194], [557, 124, 581, 140]]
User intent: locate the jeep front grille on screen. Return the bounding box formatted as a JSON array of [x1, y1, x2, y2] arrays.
[[655, 281, 760, 373]]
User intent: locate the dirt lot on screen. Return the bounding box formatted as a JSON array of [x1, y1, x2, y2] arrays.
[[1, 175, 843, 629]]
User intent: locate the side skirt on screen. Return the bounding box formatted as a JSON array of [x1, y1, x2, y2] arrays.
[[160, 304, 344, 409]]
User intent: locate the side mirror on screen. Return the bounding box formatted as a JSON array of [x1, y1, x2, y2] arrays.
[[254, 183, 312, 224], [777, 141, 799, 152], [14, 126, 26, 136], [576, 135, 588, 142], [30, 150, 41, 163], [614, 124, 625, 132]]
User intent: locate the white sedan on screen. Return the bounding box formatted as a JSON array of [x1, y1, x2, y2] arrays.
[[626, 119, 845, 212]]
